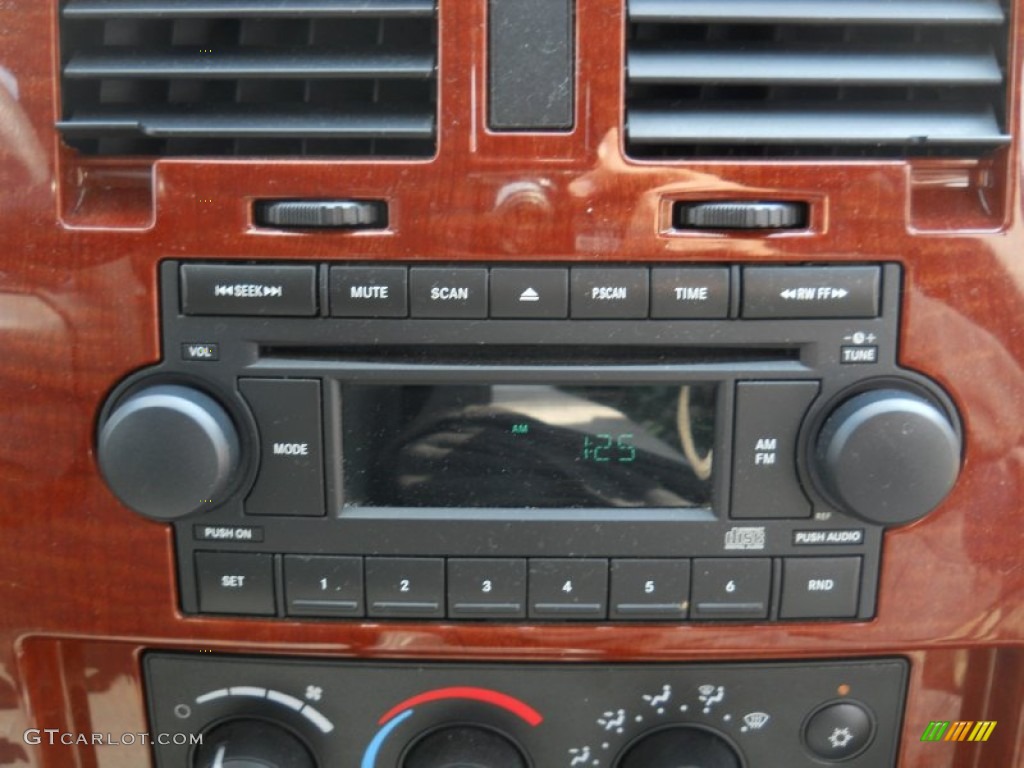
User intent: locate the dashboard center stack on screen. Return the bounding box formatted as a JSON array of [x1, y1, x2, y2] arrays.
[[95, 261, 962, 624]]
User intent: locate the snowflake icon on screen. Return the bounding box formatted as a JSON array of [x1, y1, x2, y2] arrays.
[[828, 727, 854, 750]]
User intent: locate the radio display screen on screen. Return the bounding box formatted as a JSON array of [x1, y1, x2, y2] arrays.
[[341, 383, 716, 509]]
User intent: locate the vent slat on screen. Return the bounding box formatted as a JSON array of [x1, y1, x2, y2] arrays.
[[59, 0, 438, 156], [628, 105, 1008, 146], [625, 0, 1010, 157], [629, 47, 1003, 87], [57, 110, 435, 140], [65, 51, 436, 80], [628, 0, 1005, 25], [63, 0, 435, 19]]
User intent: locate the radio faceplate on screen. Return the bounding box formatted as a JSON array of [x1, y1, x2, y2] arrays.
[[96, 261, 962, 624]]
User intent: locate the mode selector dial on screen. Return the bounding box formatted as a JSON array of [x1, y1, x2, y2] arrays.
[[616, 726, 742, 768], [812, 388, 961, 526], [193, 718, 316, 768], [97, 384, 241, 521]]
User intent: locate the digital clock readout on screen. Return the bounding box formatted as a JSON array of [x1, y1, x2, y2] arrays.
[[341, 383, 716, 509]]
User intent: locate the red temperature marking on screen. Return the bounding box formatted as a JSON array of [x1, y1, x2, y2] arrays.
[[378, 686, 543, 727]]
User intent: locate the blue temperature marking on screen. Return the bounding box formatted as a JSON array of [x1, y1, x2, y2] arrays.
[[361, 709, 414, 768]]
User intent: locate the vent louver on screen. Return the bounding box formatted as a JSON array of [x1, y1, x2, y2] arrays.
[[626, 0, 1012, 158], [58, 0, 438, 157]]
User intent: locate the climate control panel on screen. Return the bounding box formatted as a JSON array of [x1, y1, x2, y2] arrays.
[[145, 654, 907, 767]]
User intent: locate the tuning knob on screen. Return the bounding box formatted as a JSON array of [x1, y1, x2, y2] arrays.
[[97, 384, 241, 521], [193, 718, 316, 768], [616, 726, 742, 768], [402, 725, 528, 768], [813, 388, 961, 526]]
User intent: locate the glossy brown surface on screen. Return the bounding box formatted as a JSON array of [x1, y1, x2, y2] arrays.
[[0, 1, 1022, 766]]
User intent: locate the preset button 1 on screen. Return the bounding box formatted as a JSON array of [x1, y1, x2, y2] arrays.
[[284, 555, 364, 617]]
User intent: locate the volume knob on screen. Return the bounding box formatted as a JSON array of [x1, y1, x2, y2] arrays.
[[813, 388, 961, 526], [97, 384, 241, 521]]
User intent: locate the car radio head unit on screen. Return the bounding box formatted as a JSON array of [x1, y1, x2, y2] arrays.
[[94, 261, 962, 624]]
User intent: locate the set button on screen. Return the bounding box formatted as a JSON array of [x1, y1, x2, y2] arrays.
[[196, 552, 276, 616]]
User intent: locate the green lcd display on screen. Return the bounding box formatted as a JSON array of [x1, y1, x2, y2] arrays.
[[341, 383, 716, 509]]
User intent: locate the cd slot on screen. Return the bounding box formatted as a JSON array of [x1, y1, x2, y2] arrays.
[[258, 344, 802, 366]]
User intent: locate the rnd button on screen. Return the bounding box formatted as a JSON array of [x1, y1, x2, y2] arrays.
[[239, 379, 325, 516], [781, 557, 862, 619]]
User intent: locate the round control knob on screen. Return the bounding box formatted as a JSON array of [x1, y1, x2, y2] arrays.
[[616, 726, 742, 768], [193, 718, 315, 768], [402, 725, 528, 768], [97, 384, 241, 521], [813, 388, 961, 526]]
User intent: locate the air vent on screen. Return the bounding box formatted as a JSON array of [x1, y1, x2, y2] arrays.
[[625, 0, 1011, 158], [58, 0, 437, 157]]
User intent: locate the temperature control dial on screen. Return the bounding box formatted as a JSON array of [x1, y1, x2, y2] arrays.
[[403, 725, 528, 768], [616, 726, 742, 768], [192, 718, 316, 768], [812, 388, 961, 526]]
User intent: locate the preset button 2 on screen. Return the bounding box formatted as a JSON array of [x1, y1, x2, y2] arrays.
[[284, 555, 364, 617], [366, 558, 445, 618]]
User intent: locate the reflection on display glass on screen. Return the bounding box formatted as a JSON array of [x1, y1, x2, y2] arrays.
[[341, 384, 716, 509]]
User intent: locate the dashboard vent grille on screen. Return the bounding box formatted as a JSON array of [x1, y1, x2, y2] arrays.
[[58, 0, 438, 157], [625, 0, 1012, 158]]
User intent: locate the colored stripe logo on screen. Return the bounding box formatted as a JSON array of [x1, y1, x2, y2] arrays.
[[921, 721, 996, 742]]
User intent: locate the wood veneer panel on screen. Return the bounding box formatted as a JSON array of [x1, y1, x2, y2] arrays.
[[0, 1, 1021, 766]]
